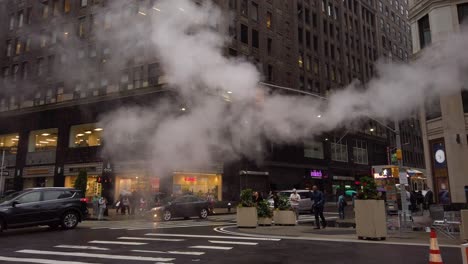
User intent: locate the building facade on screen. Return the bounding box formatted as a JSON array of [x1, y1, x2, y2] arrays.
[[409, 0, 468, 204], [0, 0, 418, 202]]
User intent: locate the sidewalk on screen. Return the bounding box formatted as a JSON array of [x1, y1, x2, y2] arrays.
[[230, 222, 463, 246]]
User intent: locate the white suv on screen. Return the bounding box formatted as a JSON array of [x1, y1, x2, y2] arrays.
[[268, 190, 314, 213]]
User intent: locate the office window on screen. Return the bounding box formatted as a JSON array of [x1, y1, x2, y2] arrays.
[[304, 140, 324, 159], [21, 62, 28, 80], [298, 53, 303, 68], [305, 8, 310, 23], [18, 10, 24, 28], [78, 17, 86, 38], [81, 0, 88, 7], [306, 31, 311, 47], [331, 137, 348, 162], [313, 59, 319, 75], [458, 3, 468, 24], [15, 38, 22, 55], [229, 0, 236, 9], [313, 35, 318, 51], [26, 7, 32, 24], [267, 64, 273, 82], [251, 2, 258, 21], [252, 29, 259, 48], [53, 0, 60, 16], [241, 0, 248, 16], [37, 58, 45, 76], [240, 24, 248, 44], [312, 12, 317, 27], [425, 97, 441, 120], [69, 124, 103, 148], [462, 91, 468, 113], [305, 55, 311, 71], [353, 140, 368, 164], [266, 12, 272, 29], [298, 27, 303, 43], [267, 38, 272, 54], [64, 0, 71, 13], [0, 133, 19, 154], [378, 1, 382, 12], [42, 1, 49, 19], [6, 40, 12, 57], [12, 64, 19, 82], [418, 15, 431, 49], [28, 128, 58, 152]]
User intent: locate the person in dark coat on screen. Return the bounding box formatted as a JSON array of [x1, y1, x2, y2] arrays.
[[424, 188, 434, 210], [311, 185, 326, 229]]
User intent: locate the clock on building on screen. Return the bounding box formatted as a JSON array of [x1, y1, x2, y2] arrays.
[[435, 149, 446, 164]]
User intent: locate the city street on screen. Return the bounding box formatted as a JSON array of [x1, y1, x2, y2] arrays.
[[0, 217, 462, 264]]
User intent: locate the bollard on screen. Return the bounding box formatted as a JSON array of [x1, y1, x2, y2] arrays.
[[462, 243, 468, 264], [227, 202, 231, 213]]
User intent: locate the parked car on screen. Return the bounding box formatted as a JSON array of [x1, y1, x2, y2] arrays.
[[268, 190, 314, 213], [150, 195, 210, 221], [0, 187, 88, 232]]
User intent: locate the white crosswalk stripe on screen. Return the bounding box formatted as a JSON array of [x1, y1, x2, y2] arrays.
[[118, 236, 185, 242], [132, 249, 205, 256], [145, 233, 281, 241], [54, 245, 110, 251], [208, 240, 258, 245], [16, 249, 175, 262], [189, 245, 233, 250], [88, 240, 147, 245], [0, 256, 99, 264]]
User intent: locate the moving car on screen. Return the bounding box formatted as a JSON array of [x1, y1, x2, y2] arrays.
[[151, 195, 210, 221], [268, 190, 314, 213], [0, 187, 88, 232]]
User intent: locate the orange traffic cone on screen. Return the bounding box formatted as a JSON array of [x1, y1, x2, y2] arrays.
[[429, 228, 443, 264]]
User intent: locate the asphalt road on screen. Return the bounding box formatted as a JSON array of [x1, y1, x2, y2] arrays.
[[0, 221, 462, 264]]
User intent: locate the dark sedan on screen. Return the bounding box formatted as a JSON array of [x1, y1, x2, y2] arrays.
[[151, 195, 210, 221], [0, 187, 88, 232]]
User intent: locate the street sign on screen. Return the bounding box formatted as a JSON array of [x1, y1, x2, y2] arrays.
[[399, 172, 408, 185]]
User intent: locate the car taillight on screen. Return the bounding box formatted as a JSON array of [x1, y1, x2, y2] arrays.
[[80, 198, 88, 203]]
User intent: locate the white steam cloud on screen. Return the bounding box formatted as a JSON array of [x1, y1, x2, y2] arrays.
[[100, 0, 468, 176]]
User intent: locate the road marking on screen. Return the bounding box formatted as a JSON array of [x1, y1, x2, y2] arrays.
[[132, 249, 205, 256], [54, 245, 109, 251], [88, 240, 147, 245], [118, 237, 185, 242], [189, 246, 232, 250], [109, 228, 125, 230], [208, 240, 258, 245], [145, 233, 280, 241], [90, 227, 107, 230], [214, 226, 461, 248], [0, 256, 98, 264], [17, 250, 175, 262]]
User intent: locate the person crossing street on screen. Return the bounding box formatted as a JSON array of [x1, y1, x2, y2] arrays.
[[312, 185, 326, 229]]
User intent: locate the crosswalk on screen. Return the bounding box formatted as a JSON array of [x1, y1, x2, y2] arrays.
[[0, 232, 281, 263]]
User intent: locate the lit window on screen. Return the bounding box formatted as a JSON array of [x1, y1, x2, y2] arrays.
[[18, 10, 24, 28], [331, 137, 348, 162], [0, 133, 20, 154], [15, 38, 21, 55], [28, 128, 58, 152], [298, 54, 303, 68], [69, 123, 103, 148], [64, 0, 71, 13]]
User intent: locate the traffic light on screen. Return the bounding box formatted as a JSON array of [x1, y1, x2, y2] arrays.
[[396, 149, 402, 160], [96, 177, 102, 183]]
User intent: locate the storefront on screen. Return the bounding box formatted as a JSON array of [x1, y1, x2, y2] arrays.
[[64, 162, 102, 199], [172, 172, 222, 201], [23, 166, 55, 188], [331, 175, 356, 199], [1, 168, 15, 191], [113, 161, 160, 201], [303, 169, 327, 190]]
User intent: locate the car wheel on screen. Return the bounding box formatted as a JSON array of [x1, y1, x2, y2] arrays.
[[61, 211, 79, 230], [199, 208, 208, 219], [163, 210, 172, 221]]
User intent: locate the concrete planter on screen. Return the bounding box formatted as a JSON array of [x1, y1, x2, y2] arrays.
[[258, 217, 272, 226], [236, 207, 257, 228], [274, 210, 296, 226], [355, 200, 387, 240]]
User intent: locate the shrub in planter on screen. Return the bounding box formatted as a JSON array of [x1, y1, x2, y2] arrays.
[[237, 189, 257, 228], [257, 200, 273, 226], [355, 176, 387, 240], [274, 195, 296, 225]]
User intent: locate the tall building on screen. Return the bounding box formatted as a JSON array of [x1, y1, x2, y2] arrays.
[[0, 0, 417, 202], [409, 0, 468, 204]]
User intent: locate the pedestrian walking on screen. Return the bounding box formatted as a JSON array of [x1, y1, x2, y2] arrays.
[[98, 196, 107, 221], [312, 185, 326, 229], [424, 188, 434, 210], [337, 191, 347, 220], [253, 191, 263, 205], [122, 196, 130, 215], [92, 195, 99, 217], [289, 189, 301, 221]]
